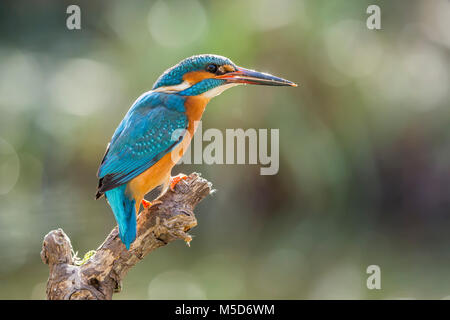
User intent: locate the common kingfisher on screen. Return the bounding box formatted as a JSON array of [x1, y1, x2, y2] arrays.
[[96, 54, 296, 249]]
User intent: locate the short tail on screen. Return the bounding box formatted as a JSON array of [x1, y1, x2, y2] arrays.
[[104, 184, 136, 250]]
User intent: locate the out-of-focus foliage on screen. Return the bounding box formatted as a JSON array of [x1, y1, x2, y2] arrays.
[[0, 0, 449, 299]]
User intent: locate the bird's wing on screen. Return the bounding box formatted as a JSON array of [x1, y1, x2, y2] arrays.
[[96, 101, 188, 195]]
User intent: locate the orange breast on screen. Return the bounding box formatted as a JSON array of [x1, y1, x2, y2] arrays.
[[127, 96, 210, 202], [126, 150, 176, 201], [184, 95, 210, 135]]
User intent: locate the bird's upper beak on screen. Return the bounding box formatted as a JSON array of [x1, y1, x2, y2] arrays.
[[216, 66, 297, 87]]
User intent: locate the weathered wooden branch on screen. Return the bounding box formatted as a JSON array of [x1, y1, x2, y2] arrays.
[[41, 173, 212, 300]]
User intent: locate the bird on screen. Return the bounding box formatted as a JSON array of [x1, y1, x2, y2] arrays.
[[95, 54, 296, 249]]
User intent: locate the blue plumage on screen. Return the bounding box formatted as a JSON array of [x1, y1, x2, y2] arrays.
[[104, 185, 136, 250], [97, 91, 188, 247], [96, 54, 296, 249], [98, 92, 188, 191]]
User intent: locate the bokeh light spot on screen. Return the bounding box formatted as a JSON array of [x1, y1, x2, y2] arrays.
[[148, 0, 207, 47], [49, 59, 123, 116], [0, 51, 42, 113], [250, 0, 298, 31], [309, 262, 363, 299], [420, 0, 450, 48], [324, 20, 384, 79], [403, 45, 449, 111]]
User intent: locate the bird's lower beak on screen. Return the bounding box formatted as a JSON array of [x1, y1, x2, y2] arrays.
[[216, 67, 297, 87]]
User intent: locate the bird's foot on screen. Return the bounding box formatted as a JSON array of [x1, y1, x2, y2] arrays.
[[141, 199, 152, 209], [170, 174, 188, 191], [141, 199, 161, 209]]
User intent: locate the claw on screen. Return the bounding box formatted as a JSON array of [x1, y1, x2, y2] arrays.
[[170, 174, 188, 191], [142, 199, 152, 209], [142, 199, 162, 209]]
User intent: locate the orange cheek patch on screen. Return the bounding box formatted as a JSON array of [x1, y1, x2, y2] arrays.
[[182, 71, 214, 84]]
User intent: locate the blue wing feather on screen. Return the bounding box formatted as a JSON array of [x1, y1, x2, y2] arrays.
[[97, 92, 188, 194]]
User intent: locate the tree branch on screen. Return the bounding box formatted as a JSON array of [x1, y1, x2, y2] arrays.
[[40, 173, 213, 300]]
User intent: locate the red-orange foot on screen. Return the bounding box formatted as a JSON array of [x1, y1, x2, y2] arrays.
[[170, 174, 188, 191], [141, 199, 153, 209]]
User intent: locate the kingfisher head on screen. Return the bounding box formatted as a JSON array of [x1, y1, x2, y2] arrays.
[[152, 54, 296, 98]]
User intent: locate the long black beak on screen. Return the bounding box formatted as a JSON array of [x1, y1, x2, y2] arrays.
[[217, 67, 297, 87]]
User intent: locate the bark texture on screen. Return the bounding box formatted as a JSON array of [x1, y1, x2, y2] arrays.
[[41, 173, 212, 300]]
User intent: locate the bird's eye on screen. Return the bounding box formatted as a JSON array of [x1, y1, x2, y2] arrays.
[[206, 64, 218, 73]]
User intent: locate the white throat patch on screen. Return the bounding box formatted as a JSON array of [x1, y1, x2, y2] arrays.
[[152, 81, 191, 93], [153, 81, 241, 98], [201, 83, 242, 99]]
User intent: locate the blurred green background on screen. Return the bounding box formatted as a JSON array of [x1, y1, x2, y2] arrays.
[[0, 0, 449, 299]]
